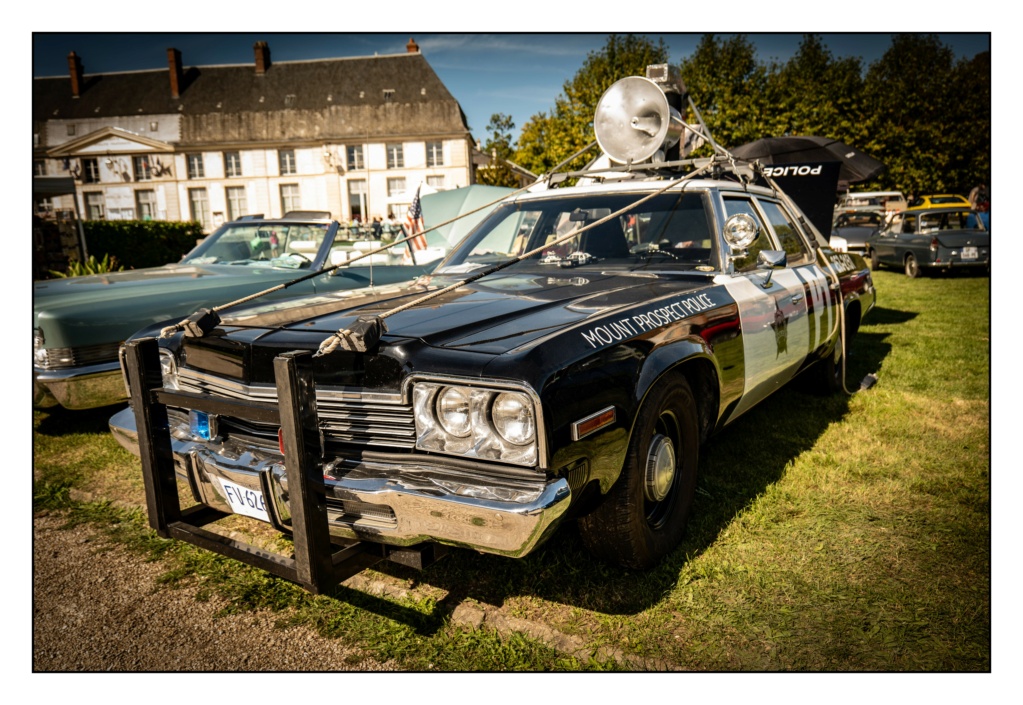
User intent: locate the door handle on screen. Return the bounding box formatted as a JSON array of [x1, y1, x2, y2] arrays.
[[791, 294, 804, 304]]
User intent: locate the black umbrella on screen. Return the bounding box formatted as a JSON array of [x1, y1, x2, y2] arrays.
[[730, 136, 885, 184]]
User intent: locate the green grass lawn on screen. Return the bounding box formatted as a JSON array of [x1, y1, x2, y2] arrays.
[[33, 269, 990, 671]]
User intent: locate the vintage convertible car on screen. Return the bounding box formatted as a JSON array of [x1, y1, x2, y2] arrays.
[[110, 66, 876, 591], [865, 206, 990, 277], [33, 213, 442, 410]]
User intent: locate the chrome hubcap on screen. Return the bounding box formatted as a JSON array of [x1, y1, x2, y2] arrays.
[[644, 433, 676, 502]]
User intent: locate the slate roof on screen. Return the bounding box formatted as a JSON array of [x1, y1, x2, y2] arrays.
[[34, 51, 471, 144]]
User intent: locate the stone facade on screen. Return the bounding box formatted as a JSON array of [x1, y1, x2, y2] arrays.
[[33, 39, 475, 232]]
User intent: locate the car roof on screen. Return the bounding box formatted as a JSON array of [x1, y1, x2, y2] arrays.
[[904, 204, 973, 212], [841, 191, 905, 198]]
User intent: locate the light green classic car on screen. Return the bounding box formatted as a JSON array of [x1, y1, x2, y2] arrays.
[[33, 213, 445, 410]]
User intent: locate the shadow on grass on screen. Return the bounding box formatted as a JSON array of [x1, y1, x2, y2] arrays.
[[358, 323, 899, 624], [33, 311, 905, 628], [34, 403, 129, 436]]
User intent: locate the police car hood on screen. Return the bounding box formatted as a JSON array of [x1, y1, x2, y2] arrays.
[[221, 268, 713, 354]]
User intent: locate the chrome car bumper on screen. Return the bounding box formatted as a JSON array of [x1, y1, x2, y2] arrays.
[[109, 407, 572, 558], [33, 361, 127, 410]]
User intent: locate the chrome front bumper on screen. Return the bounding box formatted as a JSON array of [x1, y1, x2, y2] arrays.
[[109, 407, 571, 558], [33, 361, 127, 410]]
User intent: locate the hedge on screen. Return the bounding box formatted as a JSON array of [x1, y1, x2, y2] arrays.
[[83, 220, 207, 270]]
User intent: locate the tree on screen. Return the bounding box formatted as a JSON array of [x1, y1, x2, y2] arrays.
[[476, 113, 520, 188], [768, 34, 867, 147], [515, 34, 669, 176], [678, 34, 772, 150], [861, 34, 968, 194]]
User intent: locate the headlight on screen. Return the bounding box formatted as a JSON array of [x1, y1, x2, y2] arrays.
[[491, 392, 535, 445], [159, 349, 180, 390], [436, 386, 471, 437], [413, 381, 540, 467], [33, 329, 47, 366]]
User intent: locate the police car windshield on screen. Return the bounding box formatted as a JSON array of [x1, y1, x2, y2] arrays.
[[436, 191, 714, 273]]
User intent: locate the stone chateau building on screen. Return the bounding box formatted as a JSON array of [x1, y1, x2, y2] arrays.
[[32, 38, 476, 232]]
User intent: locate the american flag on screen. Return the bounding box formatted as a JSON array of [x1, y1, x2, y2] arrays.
[[405, 185, 428, 251]]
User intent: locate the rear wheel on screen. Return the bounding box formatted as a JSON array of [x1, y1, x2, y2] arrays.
[[800, 343, 842, 395], [578, 376, 699, 570], [905, 253, 921, 278]]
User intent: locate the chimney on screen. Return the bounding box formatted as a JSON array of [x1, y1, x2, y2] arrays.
[[67, 51, 83, 98], [167, 48, 183, 99], [254, 41, 271, 75], [406, 38, 419, 54]]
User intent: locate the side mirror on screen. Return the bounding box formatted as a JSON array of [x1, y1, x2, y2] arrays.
[[756, 249, 786, 288]]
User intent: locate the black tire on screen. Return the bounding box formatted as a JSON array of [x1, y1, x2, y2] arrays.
[[905, 253, 921, 278], [577, 376, 699, 570], [869, 248, 880, 271], [801, 343, 842, 396]]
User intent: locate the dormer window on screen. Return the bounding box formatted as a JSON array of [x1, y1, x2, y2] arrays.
[[383, 89, 395, 102]]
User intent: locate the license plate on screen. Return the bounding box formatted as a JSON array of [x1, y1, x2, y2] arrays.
[[216, 477, 270, 522], [962, 246, 978, 260]]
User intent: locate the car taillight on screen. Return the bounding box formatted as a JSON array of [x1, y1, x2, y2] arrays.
[[278, 427, 285, 455]]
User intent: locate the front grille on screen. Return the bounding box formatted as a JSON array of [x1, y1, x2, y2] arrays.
[[177, 368, 416, 449], [36, 342, 122, 370]]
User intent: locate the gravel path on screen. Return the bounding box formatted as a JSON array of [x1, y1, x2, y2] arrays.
[[32, 512, 393, 672]]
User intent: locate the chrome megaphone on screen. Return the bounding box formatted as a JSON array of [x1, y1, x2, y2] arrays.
[[594, 75, 684, 165]]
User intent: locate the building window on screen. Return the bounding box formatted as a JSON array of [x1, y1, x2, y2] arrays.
[[187, 154, 205, 179], [387, 177, 406, 197], [278, 149, 297, 175], [348, 180, 367, 221], [426, 141, 444, 167], [133, 156, 152, 182], [189, 188, 210, 229], [36, 197, 53, 215], [346, 145, 364, 171], [427, 175, 445, 189], [136, 190, 157, 221], [383, 89, 394, 102], [85, 192, 105, 220], [82, 158, 99, 184], [280, 184, 301, 214], [226, 186, 248, 221], [386, 144, 404, 169], [149, 121, 159, 132], [33, 160, 46, 177], [66, 124, 76, 136], [224, 151, 242, 177]]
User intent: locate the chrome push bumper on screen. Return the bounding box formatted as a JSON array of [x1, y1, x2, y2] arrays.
[[109, 406, 571, 558], [33, 362, 126, 410]]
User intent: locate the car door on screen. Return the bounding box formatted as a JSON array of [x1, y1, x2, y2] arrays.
[[872, 213, 904, 264], [719, 196, 815, 421]]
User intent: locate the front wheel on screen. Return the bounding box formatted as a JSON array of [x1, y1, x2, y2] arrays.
[[905, 253, 921, 278], [869, 248, 880, 270], [578, 376, 699, 570]]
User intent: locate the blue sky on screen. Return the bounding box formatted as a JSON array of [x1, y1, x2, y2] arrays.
[[32, 32, 989, 143]]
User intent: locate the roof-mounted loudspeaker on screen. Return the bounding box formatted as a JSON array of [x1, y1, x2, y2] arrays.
[[594, 76, 684, 165]]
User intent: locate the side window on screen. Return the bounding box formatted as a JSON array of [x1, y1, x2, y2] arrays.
[[723, 197, 772, 273], [758, 200, 810, 265]]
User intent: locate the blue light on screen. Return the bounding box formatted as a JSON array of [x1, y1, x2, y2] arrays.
[[189, 410, 216, 441]]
